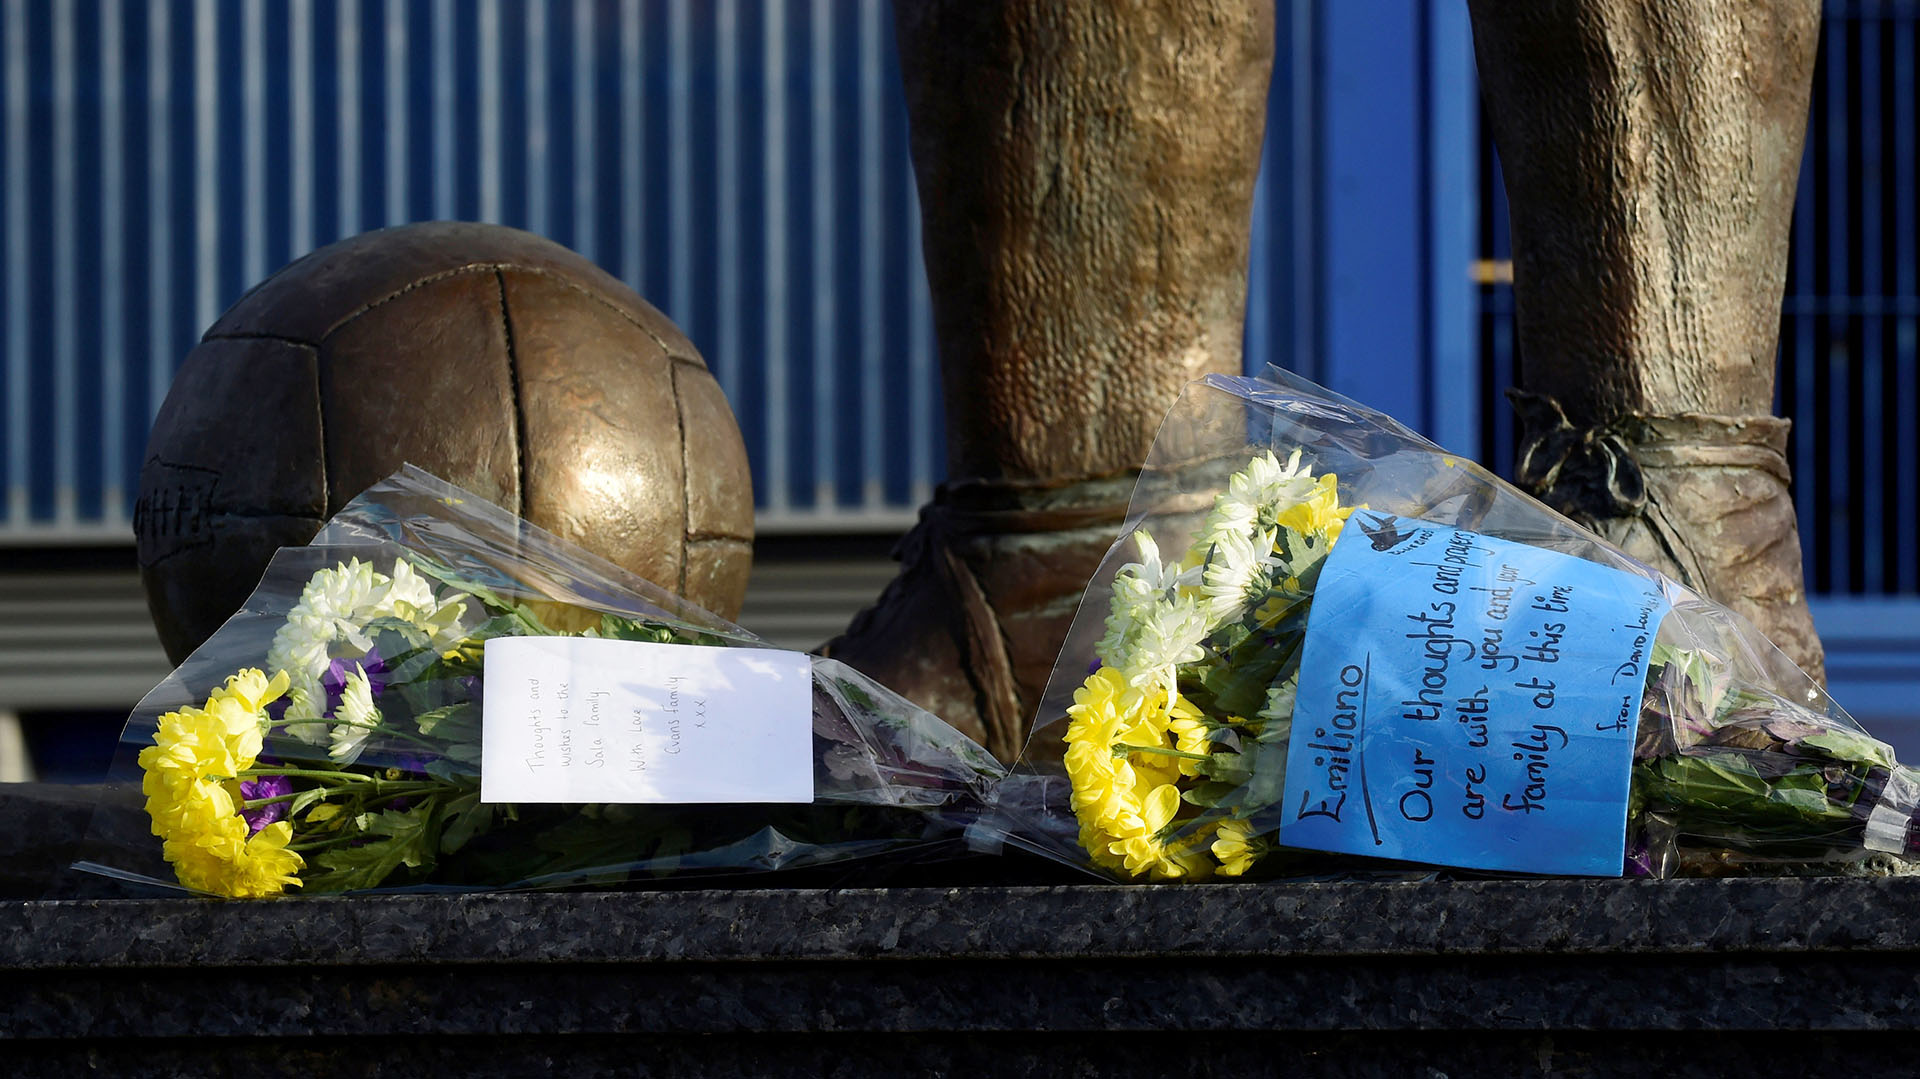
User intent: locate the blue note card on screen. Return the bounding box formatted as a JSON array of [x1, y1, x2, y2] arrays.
[[1278, 514, 1670, 876]]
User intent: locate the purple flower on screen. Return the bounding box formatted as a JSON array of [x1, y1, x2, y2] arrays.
[[322, 647, 387, 713], [1623, 835, 1655, 878], [239, 772, 293, 834]]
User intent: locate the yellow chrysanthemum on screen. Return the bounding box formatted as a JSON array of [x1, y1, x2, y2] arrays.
[[1211, 817, 1263, 877], [139, 670, 304, 898], [140, 763, 237, 837], [1064, 666, 1227, 880], [213, 668, 291, 715], [1079, 821, 1128, 872], [165, 819, 304, 898], [1110, 818, 1220, 881], [1112, 783, 1180, 872], [142, 706, 248, 786], [1272, 473, 1343, 535], [1070, 453, 1361, 882], [1165, 703, 1214, 778]]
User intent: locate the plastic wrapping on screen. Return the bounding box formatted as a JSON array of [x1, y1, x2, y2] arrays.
[[980, 367, 1917, 881], [79, 466, 1003, 897]]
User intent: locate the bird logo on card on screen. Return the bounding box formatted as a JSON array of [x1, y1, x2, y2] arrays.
[[1357, 512, 1419, 553]]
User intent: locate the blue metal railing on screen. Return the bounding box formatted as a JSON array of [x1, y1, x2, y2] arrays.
[[0, 0, 1357, 540], [1471, 0, 1920, 731], [0, 0, 1348, 540], [1475, 0, 1920, 604], [1780, 1, 1920, 597], [5, 0, 1908, 596], [0, 0, 952, 536]]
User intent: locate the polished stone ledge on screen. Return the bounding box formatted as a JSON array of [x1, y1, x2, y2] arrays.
[[8, 875, 1920, 969], [13, 797, 1920, 1073], [7, 880, 1920, 1037]]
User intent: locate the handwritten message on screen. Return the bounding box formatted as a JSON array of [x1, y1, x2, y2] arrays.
[[480, 637, 814, 805], [1278, 515, 1670, 875]]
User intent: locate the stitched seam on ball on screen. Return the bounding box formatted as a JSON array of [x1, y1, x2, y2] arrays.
[[310, 340, 329, 515], [496, 270, 531, 521], [199, 331, 333, 348], [207, 264, 703, 361], [672, 360, 691, 596], [514, 268, 699, 365], [208, 265, 501, 345]]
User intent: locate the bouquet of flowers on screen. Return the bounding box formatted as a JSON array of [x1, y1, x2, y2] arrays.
[[82, 467, 1004, 898], [980, 367, 1919, 881]]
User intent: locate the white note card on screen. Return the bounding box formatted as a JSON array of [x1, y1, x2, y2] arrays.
[[479, 636, 815, 805]]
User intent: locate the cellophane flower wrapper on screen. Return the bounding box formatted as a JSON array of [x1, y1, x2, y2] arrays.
[[978, 367, 1918, 882], [77, 465, 1004, 898]]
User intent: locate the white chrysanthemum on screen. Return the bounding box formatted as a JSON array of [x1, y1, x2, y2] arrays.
[[266, 620, 331, 692], [302, 559, 388, 650], [1258, 672, 1300, 723], [1199, 524, 1277, 628], [267, 559, 386, 681], [1097, 531, 1197, 671], [376, 558, 475, 648], [1132, 531, 1192, 593], [1121, 596, 1209, 687], [1243, 447, 1311, 499], [1197, 486, 1258, 552], [327, 665, 383, 764], [280, 681, 330, 745], [379, 559, 437, 615], [1216, 449, 1321, 532], [265, 557, 470, 750]]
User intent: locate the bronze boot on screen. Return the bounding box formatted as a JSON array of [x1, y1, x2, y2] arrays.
[[822, 1, 1276, 759]]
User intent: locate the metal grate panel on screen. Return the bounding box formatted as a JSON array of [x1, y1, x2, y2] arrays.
[[0, 0, 947, 537], [0, 0, 1346, 542], [1477, 0, 1920, 603]]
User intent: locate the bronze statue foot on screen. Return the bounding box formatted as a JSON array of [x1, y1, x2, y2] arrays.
[[819, 473, 1139, 762]]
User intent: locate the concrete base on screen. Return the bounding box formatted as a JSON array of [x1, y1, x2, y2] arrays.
[[8, 876, 1920, 1075]]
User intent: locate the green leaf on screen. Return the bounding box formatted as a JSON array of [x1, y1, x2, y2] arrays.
[[414, 702, 473, 737], [1634, 751, 1856, 830], [438, 792, 496, 855], [596, 614, 679, 644], [301, 802, 438, 893], [385, 640, 451, 686], [1184, 780, 1240, 809], [1799, 728, 1897, 769], [1651, 643, 1732, 726], [1640, 752, 1771, 810], [466, 612, 541, 644], [1196, 751, 1253, 787], [362, 615, 430, 647], [287, 786, 330, 818], [1201, 641, 1297, 719]]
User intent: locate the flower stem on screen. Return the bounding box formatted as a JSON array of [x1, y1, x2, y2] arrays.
[[1111, 742, 1212, 763], [287, 833, 362, 853], [274, 717, 447, 754], [232, 767, 373, 784]]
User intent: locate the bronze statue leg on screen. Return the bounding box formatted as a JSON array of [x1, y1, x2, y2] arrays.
[[823, 1, 1275, 759], [1469, 0, 1827, 679]]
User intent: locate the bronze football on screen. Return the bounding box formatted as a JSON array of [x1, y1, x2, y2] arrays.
[[135, 221, 755, 665]]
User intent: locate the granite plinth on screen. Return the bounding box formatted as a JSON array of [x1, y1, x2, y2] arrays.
[[8, 877, 1920, 1075]]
